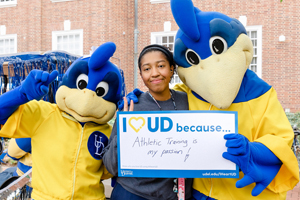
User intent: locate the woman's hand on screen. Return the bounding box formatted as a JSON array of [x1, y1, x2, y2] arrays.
[[123, 97, 134, 111]]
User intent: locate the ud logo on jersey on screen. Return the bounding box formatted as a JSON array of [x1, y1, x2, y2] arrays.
[[87, 131, 108, 160]]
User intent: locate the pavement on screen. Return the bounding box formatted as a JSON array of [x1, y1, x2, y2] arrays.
[[0, 165, 115, 198], [287, 182, 300, 200], [104, 180, 300, 200]]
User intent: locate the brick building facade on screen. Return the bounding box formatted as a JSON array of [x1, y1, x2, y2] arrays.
[[0, 0, 299, 112]]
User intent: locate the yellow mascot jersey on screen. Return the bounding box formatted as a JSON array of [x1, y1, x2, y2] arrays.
[[173, 75, 299, 200], [1, 100, 112, 200]]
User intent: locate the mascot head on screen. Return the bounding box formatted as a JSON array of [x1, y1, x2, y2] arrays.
[[56, 42, 125, 124], [171, 0, 253, 109]]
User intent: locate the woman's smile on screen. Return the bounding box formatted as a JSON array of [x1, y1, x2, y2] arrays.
[[151, 79, 163, 84]]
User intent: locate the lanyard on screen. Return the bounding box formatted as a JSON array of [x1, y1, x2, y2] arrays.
[[147, 90, 184, 199], [147, 90, 177, 110]]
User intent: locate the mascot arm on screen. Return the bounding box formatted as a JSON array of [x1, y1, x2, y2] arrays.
[[118, 83, 190, 110], [118, 88, 143, 110], [0, 99, 56, 138], [0, 69, 58, 124], [255, 88, 299, 193], [0, 86, 28, 124], [224, 88, 299, 195], [223, 134, 282, 196]]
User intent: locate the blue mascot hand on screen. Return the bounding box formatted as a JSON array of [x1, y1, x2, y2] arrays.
[[118, 88, 143, 110], [0, 70, 58, 124], [19, 70, 58, 101], [222, 133, 282, 196]]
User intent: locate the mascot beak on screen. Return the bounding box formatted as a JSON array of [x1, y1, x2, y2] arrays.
[[56, 86, 116, 123], [178, 34, 253, 109]]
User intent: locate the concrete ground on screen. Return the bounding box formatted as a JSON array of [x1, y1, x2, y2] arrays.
[[103, 179, 300, 200], [287, 182, 300, 200]]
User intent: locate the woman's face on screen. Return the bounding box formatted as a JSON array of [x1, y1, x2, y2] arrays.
[[140, 51, 174, 97]]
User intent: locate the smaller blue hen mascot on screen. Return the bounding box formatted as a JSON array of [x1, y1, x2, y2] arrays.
[[0, 42, 124, 200], [169, 0, 299, 199]]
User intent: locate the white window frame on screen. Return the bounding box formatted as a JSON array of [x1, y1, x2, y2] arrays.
[[0, 34, 17, 55], [151, 31, 181, 87], [150, 0, 170, 4], [151, 31, 177, 47], [0, 0, 17, 8], [51, 0, 76, 2], [246, 25, 262, 78], [52, 29, 83, 56]]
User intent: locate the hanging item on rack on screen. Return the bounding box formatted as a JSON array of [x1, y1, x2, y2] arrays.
[[0, 51, 79, 102]]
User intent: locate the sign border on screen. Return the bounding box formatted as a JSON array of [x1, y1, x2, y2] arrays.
[[117, 110, 239, 178]]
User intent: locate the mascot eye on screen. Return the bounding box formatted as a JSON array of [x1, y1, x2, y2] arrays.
[[185, 49, 200, 66], [209, 36, 228, 55], [76, 74, 88, 90], [95, 81, 109, 97]]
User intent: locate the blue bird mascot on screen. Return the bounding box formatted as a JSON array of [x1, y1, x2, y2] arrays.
[[0, 42, 124, 200], [169, 0, 299, 199]]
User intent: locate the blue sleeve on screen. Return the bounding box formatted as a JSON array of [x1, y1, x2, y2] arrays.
[[0, 86, 28, 124]]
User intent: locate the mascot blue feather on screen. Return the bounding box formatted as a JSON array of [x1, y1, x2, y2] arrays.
[[0, 42, 124, 200], [170, 0, 299, 199]]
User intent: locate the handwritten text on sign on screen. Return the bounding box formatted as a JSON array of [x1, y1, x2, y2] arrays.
[[117, 111, 238, 178]]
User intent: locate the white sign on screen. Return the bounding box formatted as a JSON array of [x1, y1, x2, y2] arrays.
[[117, 110, 238, 178]]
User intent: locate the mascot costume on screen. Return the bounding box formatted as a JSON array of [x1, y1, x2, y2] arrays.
[[170, 0, 299, 199], [124, 0, 299, 199], [0, 42, 125, 200]]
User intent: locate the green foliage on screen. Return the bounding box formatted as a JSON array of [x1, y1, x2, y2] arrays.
[[286, 112, 300, 129], [8, 158, 17, 165]]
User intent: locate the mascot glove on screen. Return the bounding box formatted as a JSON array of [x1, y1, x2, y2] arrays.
[[118, 88, 143, 110], [19, 69, 58, 101], [222, 133, 282, 196]]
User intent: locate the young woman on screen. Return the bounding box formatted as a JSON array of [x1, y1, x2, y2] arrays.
[[103, 44, 193, 200]]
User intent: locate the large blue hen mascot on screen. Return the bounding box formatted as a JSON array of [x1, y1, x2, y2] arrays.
[[170, 0, 299, 199], [0, 42, 125, 200]]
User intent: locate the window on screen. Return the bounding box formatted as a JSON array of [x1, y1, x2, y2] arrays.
[[246, 25, 262, 78], [0, 0, 17, 8], [151, 31, 182, 86], [52, 29, 83, 56], [0, 34, 17, 55], [150, 0, 170, 3], [151, 32, 175, 51]]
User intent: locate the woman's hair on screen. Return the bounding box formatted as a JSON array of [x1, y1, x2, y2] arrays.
[[138, 44, 177, 78]]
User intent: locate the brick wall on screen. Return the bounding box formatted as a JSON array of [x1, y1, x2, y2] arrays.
[[136, 0, 300, 112], [0, 0, 299, 112], [136, 0, 178, 92], [0, 0, 42, 52]]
